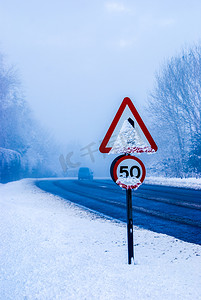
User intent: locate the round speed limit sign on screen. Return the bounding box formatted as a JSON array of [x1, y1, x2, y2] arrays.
[[110, 155, 146, 189]]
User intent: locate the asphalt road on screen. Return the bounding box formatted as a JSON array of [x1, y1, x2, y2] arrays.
[[36, 179, 201, 245]]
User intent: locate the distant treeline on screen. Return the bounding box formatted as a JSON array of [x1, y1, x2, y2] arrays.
[[0, 52, 60, 183]]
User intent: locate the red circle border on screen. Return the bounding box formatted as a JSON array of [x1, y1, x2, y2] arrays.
[[112, 156, 146, 189]]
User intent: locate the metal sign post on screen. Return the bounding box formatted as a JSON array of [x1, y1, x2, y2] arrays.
[[100, 97, 158, 265], [126, 189, 134, 264], [110, 155, 146, 264]]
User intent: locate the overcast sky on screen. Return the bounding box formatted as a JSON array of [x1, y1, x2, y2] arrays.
[[0, 0, 201, 146]]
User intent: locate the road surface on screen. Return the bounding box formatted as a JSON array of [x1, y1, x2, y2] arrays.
[[36, 179, 201, 245]]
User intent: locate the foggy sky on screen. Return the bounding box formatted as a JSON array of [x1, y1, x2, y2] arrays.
[[0, 0, 201, 146]]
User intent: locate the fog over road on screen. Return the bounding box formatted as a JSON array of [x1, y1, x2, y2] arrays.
[[36, 179, 201, 245]]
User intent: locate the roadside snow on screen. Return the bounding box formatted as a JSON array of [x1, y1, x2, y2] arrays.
[[96, 176, 201, 190], [0, 179, 201, 300], [145, 176, 201, 190]]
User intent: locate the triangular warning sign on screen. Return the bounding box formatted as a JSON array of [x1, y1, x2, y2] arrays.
[[99, 97, 157, 154]]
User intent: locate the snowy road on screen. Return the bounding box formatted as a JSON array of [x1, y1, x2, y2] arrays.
[[36, 179, 201, 245]]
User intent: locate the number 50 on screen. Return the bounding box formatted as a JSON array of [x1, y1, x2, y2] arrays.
[[120, 166, 141, 178]]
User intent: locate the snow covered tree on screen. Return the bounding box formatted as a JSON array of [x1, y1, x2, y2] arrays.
[[0, 52, 59, 181], [148, 44, 201, 177]]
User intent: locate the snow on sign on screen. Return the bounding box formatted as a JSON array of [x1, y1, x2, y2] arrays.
[[99, 97, 157, 154], [110, 155, 146, 189], [99, 97, 156, 264]]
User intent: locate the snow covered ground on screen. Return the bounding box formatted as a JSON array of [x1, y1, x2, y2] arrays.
[[0, 179, 201, 300], [96, 176, 201, 189], [145, 176, 201, 190]]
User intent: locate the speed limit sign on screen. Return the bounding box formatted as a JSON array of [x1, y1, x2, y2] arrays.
[[110, 155, 146, 189]]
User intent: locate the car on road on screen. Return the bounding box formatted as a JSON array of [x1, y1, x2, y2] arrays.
[[78, 167, 93, 180]]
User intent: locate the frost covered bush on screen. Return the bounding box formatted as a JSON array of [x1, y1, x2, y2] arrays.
[[0, 147, 21, 182]]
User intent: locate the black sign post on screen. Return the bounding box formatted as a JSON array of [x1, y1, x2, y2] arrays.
[[126, 189, 134, 264], [110, 155, 146, 265], [100, 97, 158, 265]]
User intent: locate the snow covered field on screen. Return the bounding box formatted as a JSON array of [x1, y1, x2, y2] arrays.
[[96, 176, 201, 190], [145, 177, 201, 190], [0, 179, 201, 300]]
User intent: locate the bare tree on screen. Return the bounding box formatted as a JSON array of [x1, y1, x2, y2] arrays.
[[148, 44, 201, 177]]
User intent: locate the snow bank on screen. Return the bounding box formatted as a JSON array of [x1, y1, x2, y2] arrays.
[[145, 176, 201, 190], [0, 179, 201, 299], [96, 176, 201, 190]]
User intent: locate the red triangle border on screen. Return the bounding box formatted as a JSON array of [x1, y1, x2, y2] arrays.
[[99, 97, 158, 153]]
